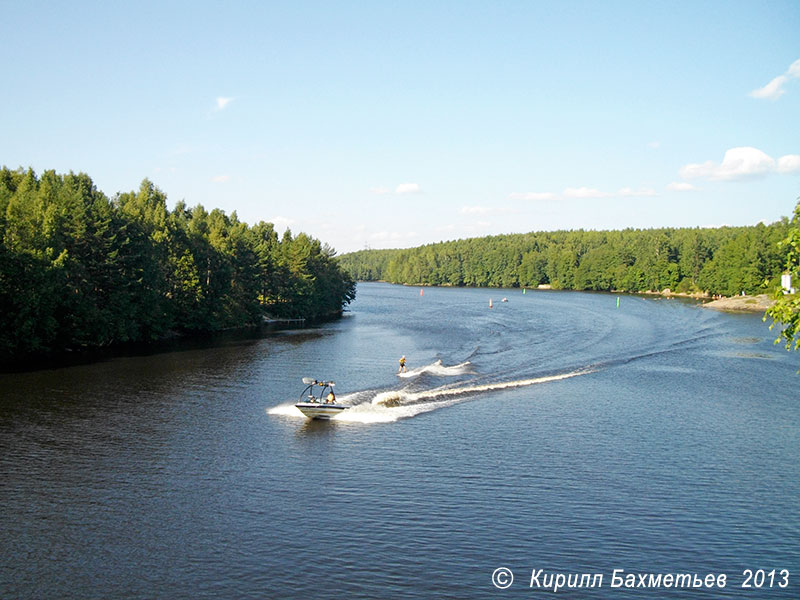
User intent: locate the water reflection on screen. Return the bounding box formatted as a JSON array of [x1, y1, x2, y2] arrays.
[[296, 418, 344, 437]]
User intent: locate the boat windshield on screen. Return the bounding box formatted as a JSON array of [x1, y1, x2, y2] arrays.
[[299, 379, 336, 403]]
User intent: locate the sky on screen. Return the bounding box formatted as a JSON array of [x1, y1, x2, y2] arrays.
[[1, 0, 799, 254]]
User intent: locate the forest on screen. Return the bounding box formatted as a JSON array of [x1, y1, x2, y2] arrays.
[[338, 220, 792, 296], [0, 167, 355, 361]]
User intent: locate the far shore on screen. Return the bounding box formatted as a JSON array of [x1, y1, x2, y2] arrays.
[[611, 288, 774, 313], [549, 285, 774, 313], [641, 288, 775, 313], [700, 294, 774, 313]]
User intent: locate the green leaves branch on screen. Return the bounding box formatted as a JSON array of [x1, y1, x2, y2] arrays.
[[765, 199, 800, 360]]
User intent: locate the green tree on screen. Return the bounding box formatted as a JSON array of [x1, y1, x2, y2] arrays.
[[0, 167, 356, 362], [765, 199, 800, 360]]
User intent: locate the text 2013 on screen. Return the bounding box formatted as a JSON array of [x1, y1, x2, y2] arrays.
[[741, 569, 789, 589]]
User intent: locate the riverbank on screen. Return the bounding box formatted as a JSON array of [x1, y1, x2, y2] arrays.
[[631, 288, 773, 313], [701, 294, 774, 313]]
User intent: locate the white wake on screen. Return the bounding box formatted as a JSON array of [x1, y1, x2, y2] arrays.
[[397, 359, 473, 378], [267, 368, 592, 424]]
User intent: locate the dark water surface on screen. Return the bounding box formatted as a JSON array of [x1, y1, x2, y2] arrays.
[[1, 283, 798, 598]]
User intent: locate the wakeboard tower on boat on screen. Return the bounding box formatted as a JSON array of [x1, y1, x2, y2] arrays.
[[295, 378, 348, 420]]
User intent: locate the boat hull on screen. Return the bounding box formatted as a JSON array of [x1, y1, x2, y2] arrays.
[[295, 402, 348, 420]]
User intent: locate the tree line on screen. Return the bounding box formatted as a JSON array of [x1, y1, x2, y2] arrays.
[[0, 167, 355, 361], [338, 220, 792, 296]]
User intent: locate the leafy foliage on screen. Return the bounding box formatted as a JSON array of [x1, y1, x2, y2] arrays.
[[339, 223, 791, 296], [0, 167, 355, 360], [765, 199, 800, 357]]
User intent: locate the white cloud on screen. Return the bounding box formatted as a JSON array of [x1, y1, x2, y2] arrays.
[[618, 187, 657, 197], [563, 187, 613, 199], [648, 141, 661, 149], [211, 174, 230, 183], [776, 154, 800, 174], [677, 146, 800, 181], [667, 181, 698, 192], [509, 191, 556, 201], [370, 183, 422, 195], [395, 183, 421, 194], [216, 97, 234, 110], [750, 58, 800, 100], [750, 75, 789, 100]]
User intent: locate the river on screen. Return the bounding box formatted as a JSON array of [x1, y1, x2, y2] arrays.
[[1, 282, 798, 598]]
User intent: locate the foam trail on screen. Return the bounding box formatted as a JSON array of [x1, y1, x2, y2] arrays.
[[336, 397, 461, 423], [267, 403, 306, 418], [376, 368, 592, 406], [268, 369, 592, 424], [398, 360, 473, 378], [341, 369, 592, 423]]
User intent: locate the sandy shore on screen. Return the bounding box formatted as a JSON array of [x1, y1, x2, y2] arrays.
[[702, 294, 774, 313]]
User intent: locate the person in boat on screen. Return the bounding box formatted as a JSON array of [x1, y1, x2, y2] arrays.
[[398, 355, 407, 373], [326, 390, 336, 404]]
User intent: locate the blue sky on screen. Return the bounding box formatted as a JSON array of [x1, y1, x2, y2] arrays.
[[2, 1, 799, 254]]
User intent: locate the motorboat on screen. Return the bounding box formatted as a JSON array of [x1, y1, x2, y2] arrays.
[[295, 378, 348, 420]]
